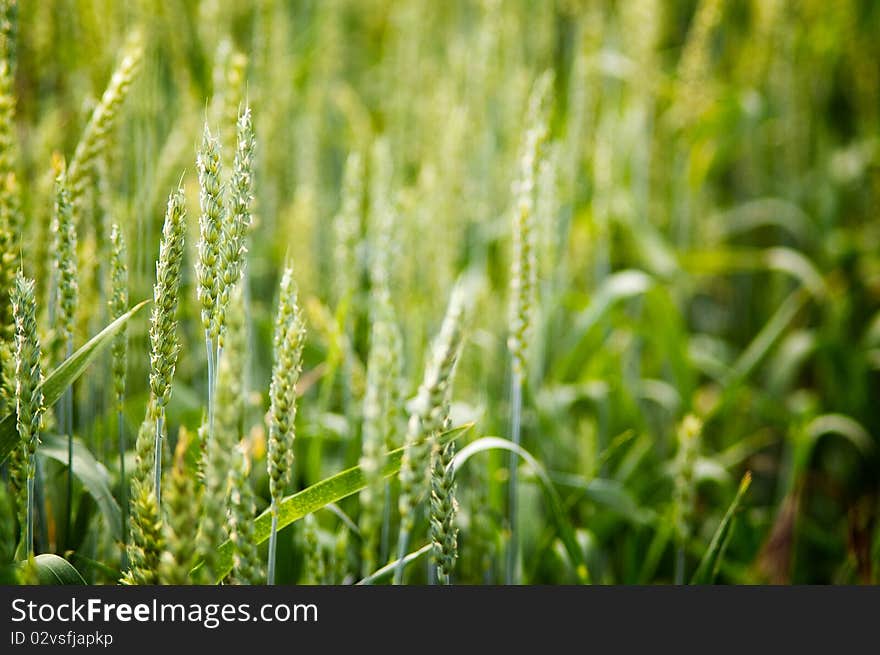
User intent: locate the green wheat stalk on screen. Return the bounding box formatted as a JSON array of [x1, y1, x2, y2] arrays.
[[148, 187, 187, 506], [394, 280, 468, 584], [506, 71, 552, 584], [108, 223, 128, 557], [195, 121, 226, 445], [52, 171, 78, 547], [11, 272, 43, 557], [266, 266, 306, 584]]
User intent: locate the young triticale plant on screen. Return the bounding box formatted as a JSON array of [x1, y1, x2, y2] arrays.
[[394, 280, 468, 584], [108, 223, 129, 551], [52, 172, 78, 545], [266, 266, 306, 584], [673, 414, 701, 584], [148, 187, 187, 505], [227, 442, 262, 584], [11, 272, 44, 557], [506, 71, 552, 584]]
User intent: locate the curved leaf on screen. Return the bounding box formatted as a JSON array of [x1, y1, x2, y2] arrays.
[[0, 299, 150, 465], [22, 554, 87, 585], [39, 434, 121, 540], [453, 436, 591, 583], [711, 198, 812, 245], [805, 414, 873, 456], [681, 247, 826, 298]]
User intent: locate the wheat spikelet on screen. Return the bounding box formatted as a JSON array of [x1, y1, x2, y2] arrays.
[[508, 71, 552, 379], [227, 442, 262, 584], [217, 107, 255, 348], [122, 482, 164, 585], [148, 187, 186, 504], [196, 419, 229, 584], [266, 266, 306, 583], [52, 172, 78, 346], [430, 439, 458, 583], [673, 414, 702, 584], [67, 32, 143, 209], [395, 280, 469, 583], [267, 267, 305, 504], [333, 151, 364, 309], [108, 223, 128, 413], [11, 272, 43, 555], [302, 513, 326, 584], [158, 434, 199, 585], [196, 123, 225, 343]]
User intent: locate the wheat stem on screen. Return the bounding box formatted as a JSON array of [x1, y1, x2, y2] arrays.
[[505, 370, 522, 584], [267, 505, 279, 585]]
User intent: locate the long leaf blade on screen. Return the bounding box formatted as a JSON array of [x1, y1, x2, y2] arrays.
[[22, 554, 87, 585], [690, 472, 752, 585], [0, 299, 149, 465], [39, 434, 122, 540], [199, 423, 474, 582]]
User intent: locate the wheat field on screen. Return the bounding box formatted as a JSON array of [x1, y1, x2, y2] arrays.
[[0, 0, 878, 585]]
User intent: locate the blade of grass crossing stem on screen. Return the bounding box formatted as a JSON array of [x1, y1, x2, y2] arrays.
[[357, 543, 433, 585], [690, 472, 752, 584], [194, 423, 474, 582], [0, 300, 150, 465]]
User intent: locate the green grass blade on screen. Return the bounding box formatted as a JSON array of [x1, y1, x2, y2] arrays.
[[198, 423, 474, 582], [690, 472, 752, 585], [356, 543, 433, 585], [453, 436, 591, 583], [39, 434, 122, 540], [0, 299, 150, 465]]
